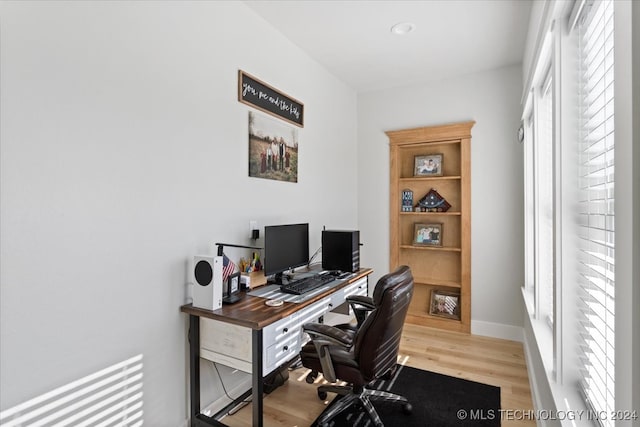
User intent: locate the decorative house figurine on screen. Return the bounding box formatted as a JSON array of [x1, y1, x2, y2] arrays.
[[416, 188, 451, 212], [401, 189, 414, 212]]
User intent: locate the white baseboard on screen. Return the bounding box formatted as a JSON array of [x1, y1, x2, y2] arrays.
[[471, 320, 524, 342]]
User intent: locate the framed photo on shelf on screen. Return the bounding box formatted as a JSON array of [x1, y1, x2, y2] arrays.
[[429, 290, 460, 320], [413, 223, 443, 246], [414, 154, 443, 176]]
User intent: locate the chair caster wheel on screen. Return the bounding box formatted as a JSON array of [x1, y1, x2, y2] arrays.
[[402, 402, 413, 414], [306, 371, 318, 384], [317, 390, 328, 400]]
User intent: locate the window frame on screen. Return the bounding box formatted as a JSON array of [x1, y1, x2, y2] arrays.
[[521, 0, 629, 422]]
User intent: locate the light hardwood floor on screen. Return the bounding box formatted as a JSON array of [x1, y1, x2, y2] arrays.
[[220, 323, 535, 426]]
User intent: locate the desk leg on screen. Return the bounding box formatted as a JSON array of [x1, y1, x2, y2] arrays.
[[187, 315, 231, 427], [189, 315, 201, 427], [252, 329, 263, 427]]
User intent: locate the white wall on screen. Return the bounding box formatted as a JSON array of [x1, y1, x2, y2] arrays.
[[0, 1, 357, 424], [357, 65, 525, 332]]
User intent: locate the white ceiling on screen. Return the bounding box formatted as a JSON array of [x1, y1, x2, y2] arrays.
[[244, 0, 533, 93]]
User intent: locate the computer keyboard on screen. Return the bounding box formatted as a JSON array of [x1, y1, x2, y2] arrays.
[[280, 274, 335, 295]]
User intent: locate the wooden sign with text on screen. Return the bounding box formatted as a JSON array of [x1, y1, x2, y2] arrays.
[[238, 70, 304, 127]]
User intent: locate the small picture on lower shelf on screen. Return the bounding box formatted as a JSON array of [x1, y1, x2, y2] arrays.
[[413, 223, 443, 246], [429, 290, 460, 320]]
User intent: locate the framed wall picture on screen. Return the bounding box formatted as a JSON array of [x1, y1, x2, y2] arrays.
[[238, 70, 304, 127], [414, 154, 443, 176], [248, 111, 298, 183], [413, 223, 443, 247], [429, 290, 460, 320]]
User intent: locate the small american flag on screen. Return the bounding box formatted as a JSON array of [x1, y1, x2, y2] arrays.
[[222, 254, 236, 282]]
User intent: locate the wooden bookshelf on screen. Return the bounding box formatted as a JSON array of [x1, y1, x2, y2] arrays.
[[387, 121, 474, 333]]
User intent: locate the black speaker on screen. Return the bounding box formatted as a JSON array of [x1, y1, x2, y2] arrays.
[[322, 230, 360, 273], [194, 259, 213, 286]]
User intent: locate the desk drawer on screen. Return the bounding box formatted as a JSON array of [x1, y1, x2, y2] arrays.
[[295, 296, 333, 327], [262, 314, 299, 375], [265, 332, 300, 373], [329, 277, 368, 315], [200, 318, 252, 373], [263, 313, 298, 344], [295, 296, 333, 346]]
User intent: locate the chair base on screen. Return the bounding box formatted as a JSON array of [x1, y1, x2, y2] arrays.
[[315, 384, 412, 427]]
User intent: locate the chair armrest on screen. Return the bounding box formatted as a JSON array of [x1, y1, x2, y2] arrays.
[[346, 295, 375, 309], [302, 323, 352, 382], [302, 323, 353, 347], [346, 295, 375, 327]]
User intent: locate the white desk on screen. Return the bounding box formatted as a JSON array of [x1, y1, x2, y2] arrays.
[[180, 268, 372, 427]]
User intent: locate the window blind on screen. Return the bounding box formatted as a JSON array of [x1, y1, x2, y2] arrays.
[[575, 1, 615, 425]]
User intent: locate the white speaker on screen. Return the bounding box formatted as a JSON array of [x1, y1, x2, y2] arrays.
[[193, 255, 223, 310]]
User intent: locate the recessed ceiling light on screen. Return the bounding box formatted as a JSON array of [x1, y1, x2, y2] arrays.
[[390, 22, 416, 35]]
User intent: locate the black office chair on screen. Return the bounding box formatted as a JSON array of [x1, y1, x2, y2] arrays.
[[303, 293, 376, 384], [300, 265, 414, 426]]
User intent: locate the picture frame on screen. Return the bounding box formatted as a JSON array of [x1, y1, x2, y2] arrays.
[[414, 154, 443, 176], [238, 70, 304, 127], [413, 223, 443, 247], [429, 290, 460, 320], [248, 111, 299, 183], [223, 272, 242, 304]]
